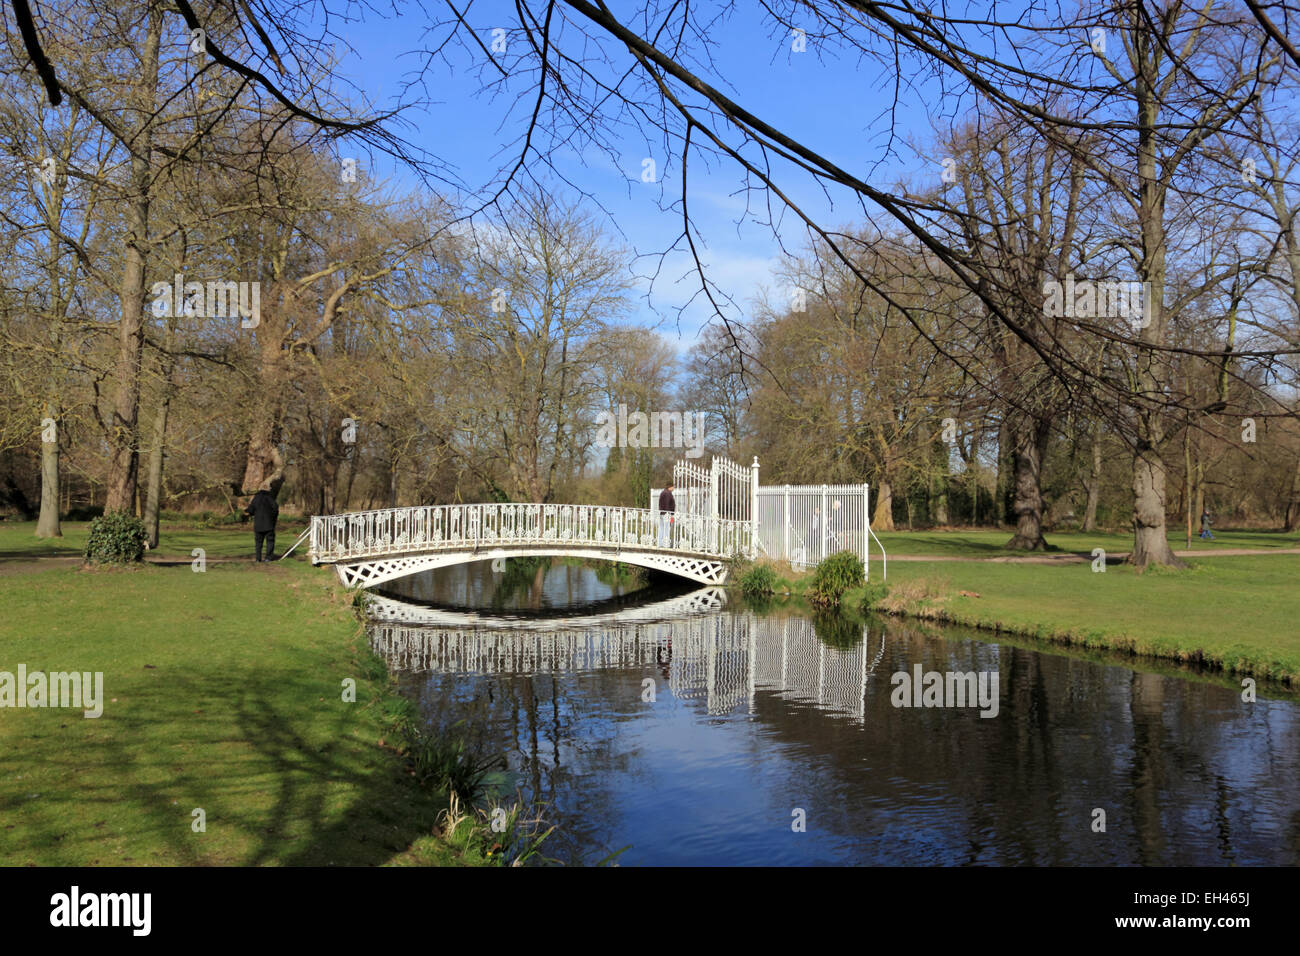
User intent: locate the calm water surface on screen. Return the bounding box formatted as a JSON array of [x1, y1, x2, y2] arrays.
[[369, 561, 1300, 866]]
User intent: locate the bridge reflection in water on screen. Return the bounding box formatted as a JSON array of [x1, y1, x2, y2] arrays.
[[368, 589, 886, 721]]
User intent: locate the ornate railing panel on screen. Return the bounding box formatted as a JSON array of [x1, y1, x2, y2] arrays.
[[309, 502, 755, 565]]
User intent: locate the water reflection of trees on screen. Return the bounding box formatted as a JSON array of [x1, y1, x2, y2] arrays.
[[372, 603, 1300, 865], [490, 556, 551, 610], [377, 557, 652, 614]]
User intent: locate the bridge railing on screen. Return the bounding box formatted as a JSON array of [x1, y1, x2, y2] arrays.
[[309, 502, 755, 565]]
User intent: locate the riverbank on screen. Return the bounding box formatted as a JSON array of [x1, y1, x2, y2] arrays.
[[0, 521, 510, 866], [738, 538, 1300, 686]]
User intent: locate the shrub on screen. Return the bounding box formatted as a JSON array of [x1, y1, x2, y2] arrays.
[[65, 505, 104, 522], [83, 511, 147, 564], [807, 550, 864, 607], [740, 563, 779, 596]]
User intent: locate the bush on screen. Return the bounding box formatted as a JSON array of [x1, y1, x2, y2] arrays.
[[807, 550, 865, 607], [740, 563, 779, 596], [65, 505, 104, 521], [84, 511, 147, 564]]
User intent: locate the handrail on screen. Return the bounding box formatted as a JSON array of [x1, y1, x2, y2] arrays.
[[309, 501, 754, 565], [278, 526, 312, 561], [866, 521, 887, 581]]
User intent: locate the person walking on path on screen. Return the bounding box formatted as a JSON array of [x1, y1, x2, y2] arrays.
[[1199, 509, 1214, 540], [244, 487, 280, 561], [658, 482, 675, 547]]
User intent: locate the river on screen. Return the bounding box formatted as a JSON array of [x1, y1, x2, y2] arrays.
[[368, 560, 1300, 865]]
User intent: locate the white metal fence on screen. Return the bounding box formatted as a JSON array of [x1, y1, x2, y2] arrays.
[[757, 484, 871, 571], [654, 456, 886, 577]]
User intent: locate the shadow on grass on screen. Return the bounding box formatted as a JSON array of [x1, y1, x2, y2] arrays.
[[0, 541, 83, 560], [0, 666, 450, 866]]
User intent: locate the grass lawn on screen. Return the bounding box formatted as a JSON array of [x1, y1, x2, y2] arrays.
[[872, 526, 1300, 557], [0, 519, 311, 562], [857, 554, 1300, 685], [0, 525, 496, 866]]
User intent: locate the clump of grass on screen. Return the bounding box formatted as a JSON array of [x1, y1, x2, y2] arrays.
[[437, 792, 558, 867], [381, 698, 502, 805], [875, 576, 951, 617], [728, 552, 754, 578], [381, 695, 561, 865], [807, 550, 864, 607], [403, 726, 503, 805], [740, 563, 780, 596], [858, 579, 890, 611]]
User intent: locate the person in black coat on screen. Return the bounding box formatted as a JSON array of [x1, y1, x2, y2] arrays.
[[244, 488, 280, 561], [657, 482, 675, 546]]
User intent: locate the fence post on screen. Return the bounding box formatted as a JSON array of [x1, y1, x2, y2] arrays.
[[750, 457, 760, 559], [709, 459, 719, 522], [821, 484, 829, 562], [709, 458, 719, 553], [783, 484, 790, 562], [863, 482, 870, 576]]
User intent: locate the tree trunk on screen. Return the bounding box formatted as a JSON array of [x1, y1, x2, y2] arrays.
[[142, 389, 171, 549], [239, 340, 288, 495], [1285, 455, 1300, 532], [1005, 414, 1051, 550], [873, 480, 894, 531], [996, 419, 1014, 525], [321, 448, 338, 514], [36, 402, 61, 537], [1082, 433, 1101, 531], [103, 3, 162, 514], [1128, 12, 1181, 569], [1193, 459, 1204, 523], [1131, 440, 1184, 568], [342, 443, 358, 510], [240, 426, 285, 496], [1182, 426, 1193, 550], [932, 439, 950, 525]]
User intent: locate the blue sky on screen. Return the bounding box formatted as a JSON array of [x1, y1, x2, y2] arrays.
[[325, 1, 947, 352]]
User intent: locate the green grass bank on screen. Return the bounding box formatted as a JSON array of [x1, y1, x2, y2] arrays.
[[0, 521, 512, 866], [739, 529, 1300, 685]]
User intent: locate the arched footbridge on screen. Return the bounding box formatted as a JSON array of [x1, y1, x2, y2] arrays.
[[308, 503, 755, 588]]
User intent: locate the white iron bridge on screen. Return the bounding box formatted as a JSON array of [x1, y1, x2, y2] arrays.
[[308, 502, 755, 588]]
